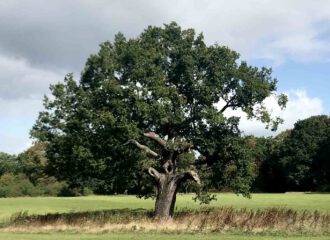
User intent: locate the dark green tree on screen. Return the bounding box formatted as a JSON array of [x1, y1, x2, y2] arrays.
[[314, 134, 330, 191], [0, 152, 20, 175], [244, 136, 273, 192], [274, 115, 330, 191], [248, 131, 293, 192], [17, 142, 49, 184], [31, 22, 286, 219]]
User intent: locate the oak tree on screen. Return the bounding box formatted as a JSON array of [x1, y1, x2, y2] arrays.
[[32, 22, 286, 219]]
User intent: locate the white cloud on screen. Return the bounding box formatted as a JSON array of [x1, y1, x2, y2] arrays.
[[0, 0, 330, 70], [0, 0, 329, 153], [0, 55, 64, 154], [0, 55, 64, 99], [0, 132, 32, 155], [224, 90, 324, 136]]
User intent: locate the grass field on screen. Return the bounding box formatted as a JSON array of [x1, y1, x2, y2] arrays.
[[0, 193, 329, 239], [0, 193, 329, 221]]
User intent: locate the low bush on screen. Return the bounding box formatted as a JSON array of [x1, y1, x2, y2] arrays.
[[58, 185, 94, 197], [0, 173, 36, 197]]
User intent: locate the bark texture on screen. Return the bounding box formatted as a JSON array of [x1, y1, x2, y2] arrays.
[[154, 174, 178, 219]]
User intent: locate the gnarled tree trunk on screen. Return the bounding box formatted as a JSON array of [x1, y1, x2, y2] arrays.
[[154, 174, 178, 219], [149, 167, 200, 220], [127, 132, 200, 220]]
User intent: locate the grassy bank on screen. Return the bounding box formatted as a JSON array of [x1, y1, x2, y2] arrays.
[[0, 232, 329, 240], [5, 207, 330, 234]]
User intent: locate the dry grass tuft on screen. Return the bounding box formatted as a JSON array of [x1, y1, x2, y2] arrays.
[[2, 207, 330, 234], [174, 208, 330, 233]]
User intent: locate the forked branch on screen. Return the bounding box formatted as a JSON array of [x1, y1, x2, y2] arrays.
[[220, 96, 239, 113]]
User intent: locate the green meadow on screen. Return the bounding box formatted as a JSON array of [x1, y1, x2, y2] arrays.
[[0, 193, 329, 240], [0, 193, 329, 221]]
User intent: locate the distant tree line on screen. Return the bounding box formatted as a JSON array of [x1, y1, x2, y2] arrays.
[[0, 114, 329, 197], [252, 115, 330, 192]]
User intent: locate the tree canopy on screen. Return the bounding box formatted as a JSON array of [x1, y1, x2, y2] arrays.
[[0, 152, 19, 175], [31, 22, 287, 219], [273, 115, 330, 191]]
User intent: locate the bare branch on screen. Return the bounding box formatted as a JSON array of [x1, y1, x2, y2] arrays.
[[125, 139, 159, 157], [148, 167, 162, 181], [143, 132, 167, 147]]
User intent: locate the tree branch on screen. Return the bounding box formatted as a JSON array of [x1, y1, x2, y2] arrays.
[[184, 170, 201, 184], [220, 96, 238, 113], [148, 167, 162, 181], [143, 132, 167, 147], [125, 139, 159, 157]]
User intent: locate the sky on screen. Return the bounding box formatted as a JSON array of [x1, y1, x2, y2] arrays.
[[0, 0, 329, 154]]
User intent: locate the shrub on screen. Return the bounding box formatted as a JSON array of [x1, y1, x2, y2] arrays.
[[0, 173, 68, 197], [58, 185, 94, 197], [0, 173, 37, 197], [35, 177, 67, 196]]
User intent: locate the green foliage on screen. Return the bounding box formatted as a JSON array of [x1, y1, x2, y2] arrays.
[[0, 173, 36, 197], [17, 142, 48, 184], [0, 173, 67, 197], [35, 177, 68, 196], [0, 144, 71, 197], [255, 115, 330, 192], [31, 22, 285, 198], [58, 185, 93, 197], [207, 136, 256, 197], [276, 115, 330, 191], [314, 135, 330, 191], [240, 134, 281, 193], [193, 191, 217, 204], [176, 152, 195, 171], [0, 152, 20, 175]]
